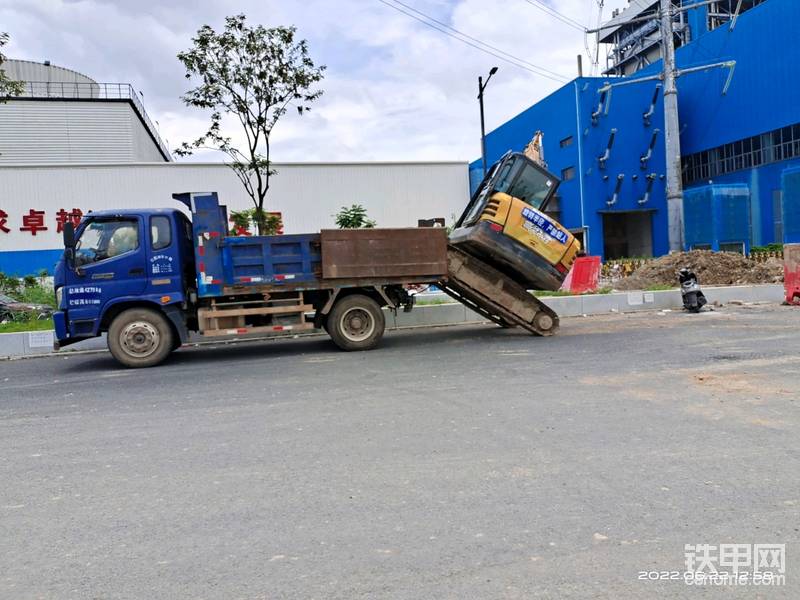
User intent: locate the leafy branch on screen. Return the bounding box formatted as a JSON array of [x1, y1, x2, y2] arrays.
[[175, 15, 325, 234]]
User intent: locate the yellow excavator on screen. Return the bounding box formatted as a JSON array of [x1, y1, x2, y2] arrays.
[[441, 136, 581, 335]]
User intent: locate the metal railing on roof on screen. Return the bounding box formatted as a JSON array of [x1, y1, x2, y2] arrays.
[[14, 81, 172, 161]]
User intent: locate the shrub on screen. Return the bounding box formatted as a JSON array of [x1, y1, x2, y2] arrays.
[[335, 204, 376, 229]]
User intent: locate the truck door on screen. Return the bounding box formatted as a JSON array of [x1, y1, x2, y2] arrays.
[[144, 214, 183, 299], [64, 216, 147, 333]]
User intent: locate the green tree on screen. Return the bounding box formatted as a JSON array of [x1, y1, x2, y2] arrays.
[[335, 204, 376, 229], [0, 32, 24, 101], [229, 208, 282, 236], [175, 14, 325, 234]]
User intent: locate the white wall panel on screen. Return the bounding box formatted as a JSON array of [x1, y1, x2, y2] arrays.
[[0, 162, 469, 252], [0, 101, 164, 164]]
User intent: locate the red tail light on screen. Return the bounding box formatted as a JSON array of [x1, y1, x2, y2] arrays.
[[555, 262, 568, 274], [488, 222, 503, 232]]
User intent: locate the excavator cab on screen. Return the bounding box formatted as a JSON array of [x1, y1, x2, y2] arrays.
[[449, 151, 581, 290]]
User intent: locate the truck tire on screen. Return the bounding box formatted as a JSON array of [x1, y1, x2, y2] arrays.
[[108, 307, 174, 368], [327, 294, 385, 351]]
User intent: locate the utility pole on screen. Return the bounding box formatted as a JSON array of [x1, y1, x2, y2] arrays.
[[478, 67, 498, 176], [660, 0, 684, 252], [586, 1, 735, 250]]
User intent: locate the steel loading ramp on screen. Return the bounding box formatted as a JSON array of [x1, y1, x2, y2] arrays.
[[439, 246, 559, 336]]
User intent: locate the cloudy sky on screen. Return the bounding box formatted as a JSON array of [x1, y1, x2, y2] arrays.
[[2, 0, 633, 163]]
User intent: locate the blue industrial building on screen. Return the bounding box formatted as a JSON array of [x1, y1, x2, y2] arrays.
[[472, 0, 799, 259]]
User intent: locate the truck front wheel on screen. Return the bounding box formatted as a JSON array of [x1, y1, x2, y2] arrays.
[[327, 294, 385, 351], [108, 307, 174, 368]]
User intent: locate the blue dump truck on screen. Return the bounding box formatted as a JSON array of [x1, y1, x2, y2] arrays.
[[53, 153, 579, 367], [54, 192, 451, 367]]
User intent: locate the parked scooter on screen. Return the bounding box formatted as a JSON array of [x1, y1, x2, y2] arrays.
[[678, 267, 707, 313]]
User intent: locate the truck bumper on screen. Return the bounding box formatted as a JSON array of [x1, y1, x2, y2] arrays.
[[54, 310, 68, 341], [449, 221, 566, 291], [53, 310, 89, 349]]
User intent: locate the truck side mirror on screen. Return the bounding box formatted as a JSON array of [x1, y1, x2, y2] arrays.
[[63, 221, 76, 248]]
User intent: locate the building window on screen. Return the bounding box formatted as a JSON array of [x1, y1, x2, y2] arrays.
[[545, 195, 562, 223], [559, 136, 574, 148], [719, 242, 746, 255], [561, 166, 576, 181], [773, 190, 784, 242], [682, 121, 800, 186]]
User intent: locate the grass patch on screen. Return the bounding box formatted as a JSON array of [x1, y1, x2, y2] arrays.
[[16, 285, 56, 307], [415, 297, 455, 306], [533, 286, 612, 297], [0, 272, 56, 334], [0, 318, 54, 334], [532, 290, 574, 297]]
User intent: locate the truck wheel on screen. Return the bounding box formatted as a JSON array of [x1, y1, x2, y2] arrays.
[[327, 294, 385, 351], [108, 307, 174, 368]]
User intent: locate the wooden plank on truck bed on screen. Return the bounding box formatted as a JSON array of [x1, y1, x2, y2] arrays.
[[320, 228, 448, 280]]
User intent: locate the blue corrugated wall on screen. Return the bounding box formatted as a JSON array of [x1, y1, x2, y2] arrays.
[[782, 168, 800, 243]]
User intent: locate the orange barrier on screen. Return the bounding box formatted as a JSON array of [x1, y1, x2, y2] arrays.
[[566, 256, 601, 294], [785, 244, 800, 304]]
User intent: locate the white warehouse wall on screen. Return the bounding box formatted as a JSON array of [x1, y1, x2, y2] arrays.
[[0, 161, 469, 274], [0, 101, 166, 165]]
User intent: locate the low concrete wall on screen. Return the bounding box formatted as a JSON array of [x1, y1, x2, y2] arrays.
[[0, 284, 786, 360]]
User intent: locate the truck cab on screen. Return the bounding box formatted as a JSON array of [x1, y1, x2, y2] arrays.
[[54, 208, 194, 356]]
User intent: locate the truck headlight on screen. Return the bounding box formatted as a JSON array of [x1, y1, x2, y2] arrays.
[[55, 287, 63, 308]]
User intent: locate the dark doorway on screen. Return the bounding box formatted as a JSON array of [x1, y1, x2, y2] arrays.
[[570, 228, 586, 254], [602, 212, 653, 259]]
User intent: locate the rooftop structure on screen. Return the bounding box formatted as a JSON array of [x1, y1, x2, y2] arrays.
[[600, 0, 768, 76], [0, 59, 171, 163]]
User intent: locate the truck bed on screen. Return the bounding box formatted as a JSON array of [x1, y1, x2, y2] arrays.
[[210, 228, 449, 297], [189, 193, 449, 297]]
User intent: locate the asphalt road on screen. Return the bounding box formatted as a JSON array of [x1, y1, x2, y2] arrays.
[[1, 305, 799, 599]]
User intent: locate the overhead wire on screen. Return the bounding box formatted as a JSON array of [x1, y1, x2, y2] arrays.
[[375, 0, 569, 82], [521, 0, 588, 31]]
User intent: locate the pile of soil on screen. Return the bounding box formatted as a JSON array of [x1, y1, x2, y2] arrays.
[[616, 250, 784, 290]]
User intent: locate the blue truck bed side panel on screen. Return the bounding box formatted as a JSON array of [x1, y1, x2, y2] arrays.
[[188, 192, 322, 298], [222, 234, 321, 287]]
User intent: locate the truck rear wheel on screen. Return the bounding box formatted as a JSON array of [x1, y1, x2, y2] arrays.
[[108, 307, 174, 368], [327, 294, 385, 351]]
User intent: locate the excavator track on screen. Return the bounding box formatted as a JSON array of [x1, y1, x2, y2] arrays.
[[439, 245, 559, 336]]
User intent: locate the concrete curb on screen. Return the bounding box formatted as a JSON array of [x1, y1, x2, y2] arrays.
[[0, 284, 786, 360]]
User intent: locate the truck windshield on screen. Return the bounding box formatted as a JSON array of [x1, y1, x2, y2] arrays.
[[75, 219, 139, 266]]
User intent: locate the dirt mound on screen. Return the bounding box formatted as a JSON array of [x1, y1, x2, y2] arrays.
[[616, 250, 784, 290]]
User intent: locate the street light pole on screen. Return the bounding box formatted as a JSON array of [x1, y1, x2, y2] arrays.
[[478, 67, 498, 176]]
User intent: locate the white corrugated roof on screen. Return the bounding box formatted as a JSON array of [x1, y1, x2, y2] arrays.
[[1, 59, 97, 85], [599, 0, 659, 42]]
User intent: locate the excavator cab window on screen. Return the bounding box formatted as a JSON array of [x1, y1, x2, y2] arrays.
[[459, 153, 559, 227], [499, 159, 556, 210]]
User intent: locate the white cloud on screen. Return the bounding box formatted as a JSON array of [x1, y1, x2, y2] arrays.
[[2, 0, 632, 162]]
